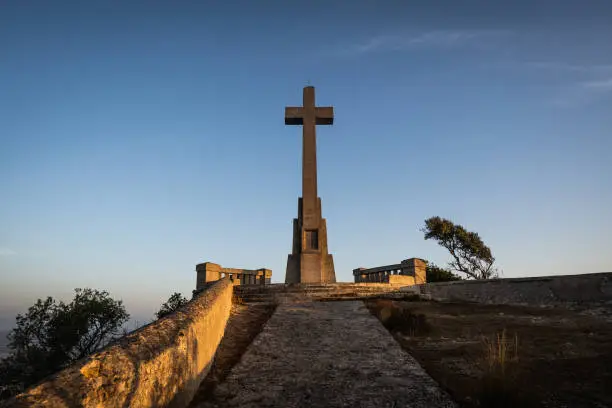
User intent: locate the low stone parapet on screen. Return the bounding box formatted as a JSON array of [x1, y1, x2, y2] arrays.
[[421, 272, 612, 307], [1, 279, 234, 408]]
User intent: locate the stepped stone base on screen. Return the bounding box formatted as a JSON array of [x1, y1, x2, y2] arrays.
[[234, 282, 421, 304]]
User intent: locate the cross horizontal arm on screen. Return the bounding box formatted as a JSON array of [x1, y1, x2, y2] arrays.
[[285, 107, 304, 125], [315, 107, 334, 125], [284, 106, 334, 125]]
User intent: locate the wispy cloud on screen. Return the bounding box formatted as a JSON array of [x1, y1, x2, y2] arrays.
[[582, 78, 612, 90], [521, 61, 612, 106], [524, 61, 612, 74], [0, 247, 16, 256], [335, 29, 512, 56]]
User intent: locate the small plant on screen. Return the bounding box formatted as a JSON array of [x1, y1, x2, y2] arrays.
[[483, 329, 518, 375], [477, 330, 533, 407]]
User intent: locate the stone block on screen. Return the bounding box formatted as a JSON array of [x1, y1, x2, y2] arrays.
[[389, 275, 416, 285]]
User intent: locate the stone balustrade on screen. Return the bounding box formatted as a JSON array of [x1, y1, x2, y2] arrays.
[[353, 258, 426, 285], [196, 262, 272, 291]]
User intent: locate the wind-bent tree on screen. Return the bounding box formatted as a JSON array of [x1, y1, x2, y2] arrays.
[[422, 216, 498, 280], [0, 289, 129, 398], [156, 292, 189, 319]]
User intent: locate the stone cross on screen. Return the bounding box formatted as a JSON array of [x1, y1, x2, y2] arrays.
[[284, 86, 336, 283]]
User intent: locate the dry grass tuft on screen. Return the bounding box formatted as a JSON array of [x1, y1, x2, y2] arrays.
[[477, 329, 536, 407], [483, 329, 519, 375]]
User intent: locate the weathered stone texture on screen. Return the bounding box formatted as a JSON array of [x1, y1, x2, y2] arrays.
[[388, 274, 416, 285], [422, 272, 612, 307], [196, 301, 456, 408], [1, 279, 234, 408]]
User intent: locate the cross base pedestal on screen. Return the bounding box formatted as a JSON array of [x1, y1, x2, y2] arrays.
[[285, 197, 336, 283]]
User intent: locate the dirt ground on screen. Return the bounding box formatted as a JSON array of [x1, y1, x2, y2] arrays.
[[366, 299, 612, 408], [188, 302, 276, 407]]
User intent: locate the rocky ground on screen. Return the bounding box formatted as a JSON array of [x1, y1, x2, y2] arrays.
[[188, 303, 277, 407]]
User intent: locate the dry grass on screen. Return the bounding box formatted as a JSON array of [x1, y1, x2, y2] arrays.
[[478, 330, 539, 407], [483, 329, 518, 375]]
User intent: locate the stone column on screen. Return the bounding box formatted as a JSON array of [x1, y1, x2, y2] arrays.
[[195, 262, 222, 291], [353, 267, 367, 283], [401, 258, 427, 284]]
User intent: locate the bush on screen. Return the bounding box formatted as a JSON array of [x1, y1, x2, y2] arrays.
[[426, 263, 463, 283], [0, 289, 129, 398], [370, 300, 430, 336], [156, 292, 189, 319]]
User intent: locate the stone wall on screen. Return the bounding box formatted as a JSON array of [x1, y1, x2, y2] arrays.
[[421, 272, 612, 307], [1, 279, 234, 408]]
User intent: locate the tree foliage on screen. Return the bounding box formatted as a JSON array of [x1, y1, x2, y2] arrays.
[[156, 292, 189, 319], [422, 216, 498, 280], [426, 263, 463, 283], [0, 288, 129, 398]]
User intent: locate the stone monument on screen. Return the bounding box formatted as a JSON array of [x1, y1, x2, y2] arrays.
[[284, 86, 336, 283]]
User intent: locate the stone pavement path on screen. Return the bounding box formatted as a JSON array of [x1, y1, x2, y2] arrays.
[[195, 301, 456, 408]]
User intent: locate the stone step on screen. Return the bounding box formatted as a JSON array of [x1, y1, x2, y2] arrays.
[[234, 286, 409, 295], [234, 285, 421, 304]]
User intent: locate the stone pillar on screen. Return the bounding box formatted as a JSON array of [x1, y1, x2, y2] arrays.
[[195, 262, 222, 291], [401, 258, 427, 284], [353, 267, 367, 283]]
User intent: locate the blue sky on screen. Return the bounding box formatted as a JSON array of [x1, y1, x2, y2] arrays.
[[1, 1, 611, 327]]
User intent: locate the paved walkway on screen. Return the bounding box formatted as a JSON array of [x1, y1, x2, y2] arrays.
[[196, 301, 456, 408]]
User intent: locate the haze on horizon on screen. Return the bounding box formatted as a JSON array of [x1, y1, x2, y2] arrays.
[[1, 0, 611, 329]]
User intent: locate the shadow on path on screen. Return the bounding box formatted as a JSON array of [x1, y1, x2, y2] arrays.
[[188, 303, 276, 407]]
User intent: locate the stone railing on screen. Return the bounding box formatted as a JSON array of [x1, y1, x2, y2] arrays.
[[353, 258, 426, 285], [195, 262, 272, 291], [1, 279, 234, 408]]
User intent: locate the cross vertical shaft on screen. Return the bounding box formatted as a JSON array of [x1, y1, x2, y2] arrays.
[[302, 86, 318, 228]]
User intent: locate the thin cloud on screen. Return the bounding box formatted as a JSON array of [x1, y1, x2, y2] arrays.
[[336, 29, 512, 56], [0, 247, 16, 256], [524, 61, 612, 74], [521, 61, 612, 105], [583, 78, 612, 90]]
